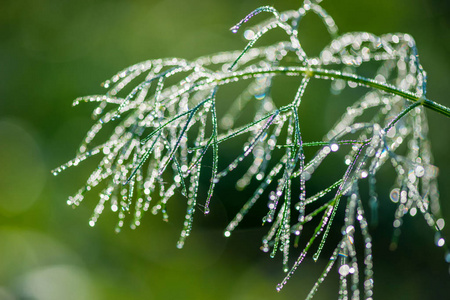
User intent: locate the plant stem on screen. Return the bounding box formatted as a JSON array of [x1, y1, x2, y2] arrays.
[[211, 66, 450, 118]]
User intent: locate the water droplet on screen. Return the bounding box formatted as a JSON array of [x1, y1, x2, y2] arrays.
[[435, 232, 445, 247], [345, 225, 355, 234], [230, 25, 239, 33], [89, 220, 95, 227], [414, 165, 425, 177], [301, 171, 311, 181], [390, 188, 400, 203], [330, 143, 339, 152], [255, 92, 266, 100], [393, 219, 402, 228], [408, 170, 416, 183], [360, 170, 368, 178], [244, 29, 255, 40], [436, 218, 445, 230], [224, 231, 231, 237], [110, 204, 118, 212], [339, 264, 350, 276], [348, 81, 357, 88]]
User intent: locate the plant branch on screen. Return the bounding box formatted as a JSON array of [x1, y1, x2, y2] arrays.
[[207, 66, 450, 118]]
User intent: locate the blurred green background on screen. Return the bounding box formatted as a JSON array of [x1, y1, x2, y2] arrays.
[[0, 0, 449, 299]]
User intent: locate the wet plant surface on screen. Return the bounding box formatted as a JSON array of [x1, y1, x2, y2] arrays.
[[53, 1, 450, 299]]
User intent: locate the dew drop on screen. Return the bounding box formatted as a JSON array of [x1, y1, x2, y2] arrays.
[[435, 232, 445, 247], [224, 231, 231, 237], [345, 225, 355, 234], [330, 143, 339, 152], [436, 218, 445, 230], [89, 220, 95, 227], [312, 253, 319, 262], [414, 165, 425, 178], [360, 170, 368, 178], [244, 29, 255, 40], [393, 219, 402, 228], [408, 171, 416, 183], [339, 264, 350, 276], [348, 81, 357, 88], [230, 25, 239, 33], [255, 93, 266, 100], [301, 171, 311, 181]]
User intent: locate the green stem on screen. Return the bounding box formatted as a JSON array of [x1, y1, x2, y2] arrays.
[[209, 66, 450, 118]]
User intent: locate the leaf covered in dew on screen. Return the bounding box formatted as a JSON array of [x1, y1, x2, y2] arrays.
[[53, 0, 450, 298]]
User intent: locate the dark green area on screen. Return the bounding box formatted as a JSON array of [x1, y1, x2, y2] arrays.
[[0, 0, 449, 299]]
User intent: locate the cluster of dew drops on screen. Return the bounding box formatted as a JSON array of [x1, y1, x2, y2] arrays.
[[53, 0, 450, 298]]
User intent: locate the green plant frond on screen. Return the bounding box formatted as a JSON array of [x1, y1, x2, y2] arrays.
[[53, 1, 450, 299]]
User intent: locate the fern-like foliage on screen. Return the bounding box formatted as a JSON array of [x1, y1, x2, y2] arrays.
[[53, 0, 450, 298]]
